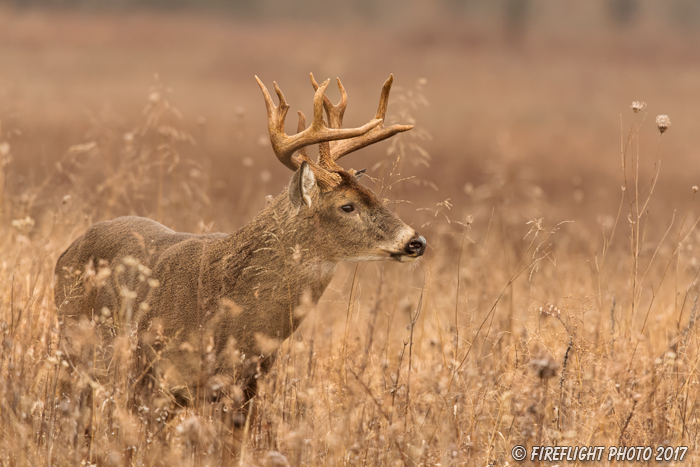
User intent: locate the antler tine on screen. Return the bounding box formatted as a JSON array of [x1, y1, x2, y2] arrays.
[[309, 78, 331, 130], [311, 73, 347, 170], [272, 81, 291, 132], [326, 74, 414, 163], [255, 75, 382, 172], [310, 73, 347, 129], [296, 111, 310, 161], [375, 74, 393, 120], [255, 75, 296, 170], [255, 76, 290, 134]]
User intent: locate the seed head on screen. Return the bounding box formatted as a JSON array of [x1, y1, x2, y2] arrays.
[[631, 101, 646, 113], [693, 185, 699, 194], [656, 114, 671, 134], [11, 216, 35, 232]]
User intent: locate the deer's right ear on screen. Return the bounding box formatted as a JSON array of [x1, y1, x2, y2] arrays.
[[289, 161, 318, 214]]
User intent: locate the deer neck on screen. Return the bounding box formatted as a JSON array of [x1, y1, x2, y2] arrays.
[[212, 192, 336, 341]]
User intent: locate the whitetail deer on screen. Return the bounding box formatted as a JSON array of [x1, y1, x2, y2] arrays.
[[55, 73, 425, 406]]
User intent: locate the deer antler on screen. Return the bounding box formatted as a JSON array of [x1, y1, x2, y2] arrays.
[[309, 74, 347, 130], [256, 74, 413, 190], [255, 76, 381, 172], [310, 73, 414, 166]]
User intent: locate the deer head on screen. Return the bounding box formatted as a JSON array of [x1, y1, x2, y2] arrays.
[[255, 73, 426, 262]]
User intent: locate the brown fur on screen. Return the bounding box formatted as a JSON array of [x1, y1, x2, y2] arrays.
[[55, 169, 421, 402]]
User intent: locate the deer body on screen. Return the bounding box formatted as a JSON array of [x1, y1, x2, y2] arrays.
[[55, 74, 425, 402]]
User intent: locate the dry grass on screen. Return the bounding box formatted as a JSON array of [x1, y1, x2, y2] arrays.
[[2, 4, 700, 466]]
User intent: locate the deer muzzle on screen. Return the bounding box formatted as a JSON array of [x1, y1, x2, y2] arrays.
[[404, 235, 426, 257]]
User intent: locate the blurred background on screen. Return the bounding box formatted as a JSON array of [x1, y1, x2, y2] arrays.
[[1, 0, 699, 244]]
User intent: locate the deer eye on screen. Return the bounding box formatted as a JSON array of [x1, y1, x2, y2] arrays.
[[340, 204, 355, 213]]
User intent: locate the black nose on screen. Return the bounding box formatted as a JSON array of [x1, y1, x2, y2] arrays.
[[405, 235, 426, 256]]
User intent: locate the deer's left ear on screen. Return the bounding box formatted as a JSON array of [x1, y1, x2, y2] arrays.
[[289, 161, 318, 214]]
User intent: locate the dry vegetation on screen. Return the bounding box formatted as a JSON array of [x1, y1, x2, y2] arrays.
[[2, 3, 700, 466]]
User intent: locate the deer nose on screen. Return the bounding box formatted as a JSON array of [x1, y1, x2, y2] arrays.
[[405, 235, 426, 256]]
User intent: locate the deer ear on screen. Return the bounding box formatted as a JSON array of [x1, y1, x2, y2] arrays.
[[354, 168, 366, 180], [289, 161, 318, 214]]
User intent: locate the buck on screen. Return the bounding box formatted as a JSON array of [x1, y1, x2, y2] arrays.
[[55, 74, 426, 405]]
